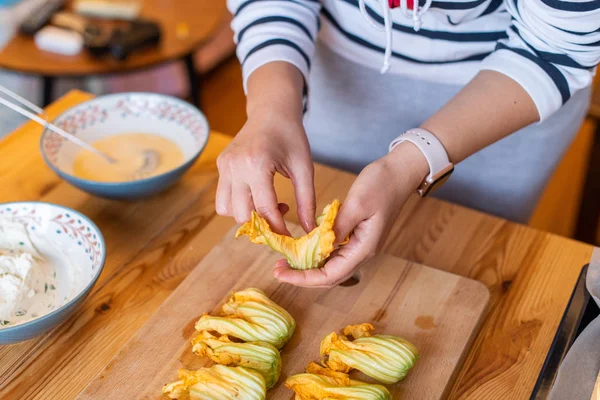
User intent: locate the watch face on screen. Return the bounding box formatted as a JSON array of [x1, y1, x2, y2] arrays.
[[419, 166, 454, 197]]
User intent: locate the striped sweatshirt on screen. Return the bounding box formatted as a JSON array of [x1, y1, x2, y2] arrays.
[[228, 0, 600, 121]]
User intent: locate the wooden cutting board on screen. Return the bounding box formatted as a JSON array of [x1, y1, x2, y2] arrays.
[[78, 225, 489, 400]]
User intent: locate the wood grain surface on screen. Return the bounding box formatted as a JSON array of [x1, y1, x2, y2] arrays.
[[0, 91, 595, 399], [78, 226, 490, 399], [0, 0, 227, 76]]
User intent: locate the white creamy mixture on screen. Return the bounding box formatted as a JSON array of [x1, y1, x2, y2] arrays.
[[0, 218, 58, 327]]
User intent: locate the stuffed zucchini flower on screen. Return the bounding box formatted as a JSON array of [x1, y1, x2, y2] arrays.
[[320, 323, 418, 384], [194, 288, 295, 349], [285, 362, 391, 400], [192, 331, 282, 388], [235, 200, 345, 270], [162, 364, 266, 400]]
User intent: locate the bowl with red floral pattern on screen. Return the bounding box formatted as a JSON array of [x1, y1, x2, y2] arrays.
[[0, 201, 106, 344], [40, 92, 210, 200]]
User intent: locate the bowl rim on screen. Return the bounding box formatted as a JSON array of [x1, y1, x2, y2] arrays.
[[0, 201, 107, 334], [39, 92, 211, 187]]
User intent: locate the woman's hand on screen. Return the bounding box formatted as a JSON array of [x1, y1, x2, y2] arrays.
[[274, 142, 429, 287], [216, 115, 315, 234], [215, 62, 316, 234]]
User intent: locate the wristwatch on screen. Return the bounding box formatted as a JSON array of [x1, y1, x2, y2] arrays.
[[388, 128, 454, 197]]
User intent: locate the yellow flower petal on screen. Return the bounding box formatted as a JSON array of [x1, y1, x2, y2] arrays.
[[236, 200, 345, 270], [305, 362, 351, 385], [343, 323, 375, 339]]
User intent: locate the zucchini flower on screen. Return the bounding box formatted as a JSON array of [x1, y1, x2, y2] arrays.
[[320, 323, 418, 384], [235, 200, 346, 270], [195, 288, 295, 349], [192, 331, 282, 388], [162, 364, 266, 400], [285, 362, 391, 400]]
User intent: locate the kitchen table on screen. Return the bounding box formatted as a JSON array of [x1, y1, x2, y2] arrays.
[[0, 90, 595, 399], [0, 0, 227, 106]]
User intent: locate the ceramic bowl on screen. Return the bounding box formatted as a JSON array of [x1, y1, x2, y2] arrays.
[[40, 93, 210, 200], [0, 202, 106, 345]]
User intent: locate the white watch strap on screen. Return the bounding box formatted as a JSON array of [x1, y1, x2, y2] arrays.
[[388, 128, 451, 182]]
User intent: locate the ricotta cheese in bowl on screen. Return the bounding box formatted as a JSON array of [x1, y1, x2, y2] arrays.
[[0, 202, 106, 344], [0, 218, 60, 326]]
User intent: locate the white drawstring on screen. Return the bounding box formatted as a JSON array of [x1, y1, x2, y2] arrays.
[[401, 0, 433, 32], [359, 0, 384, 30], [358, 0, 432, 73], [380, 0, 392, 73], [358, 0, 393, 74], [413, 0, 432, 31]]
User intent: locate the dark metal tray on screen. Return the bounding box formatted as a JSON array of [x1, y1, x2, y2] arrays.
[[530, 264, 592, 399]]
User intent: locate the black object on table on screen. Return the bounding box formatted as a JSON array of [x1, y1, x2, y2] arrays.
[[86, 20, 162, 62], [530, 264, 599, 399]]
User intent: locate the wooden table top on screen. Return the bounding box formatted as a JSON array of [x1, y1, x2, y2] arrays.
[[0, 90, 595, 399], [0, 0, 227, 76]]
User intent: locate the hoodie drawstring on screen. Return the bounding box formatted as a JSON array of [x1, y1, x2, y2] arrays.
[[358, 0, 433, 74], [359, 0, 384, 29], [404, 0, 432, 31]]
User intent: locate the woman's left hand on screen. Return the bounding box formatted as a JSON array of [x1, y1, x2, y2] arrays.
[[274, 142, 429, 288]]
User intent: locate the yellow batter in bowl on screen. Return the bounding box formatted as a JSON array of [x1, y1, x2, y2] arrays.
[[72, 133, 184, 183]]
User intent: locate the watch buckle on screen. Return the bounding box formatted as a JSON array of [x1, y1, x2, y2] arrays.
[[417, 164, 454, 197]]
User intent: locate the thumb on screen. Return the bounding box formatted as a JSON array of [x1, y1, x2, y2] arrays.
[[333, 199, 362, 247]]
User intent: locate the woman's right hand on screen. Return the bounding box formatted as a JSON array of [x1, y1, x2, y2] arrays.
[[215, 62, 316, 235]]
